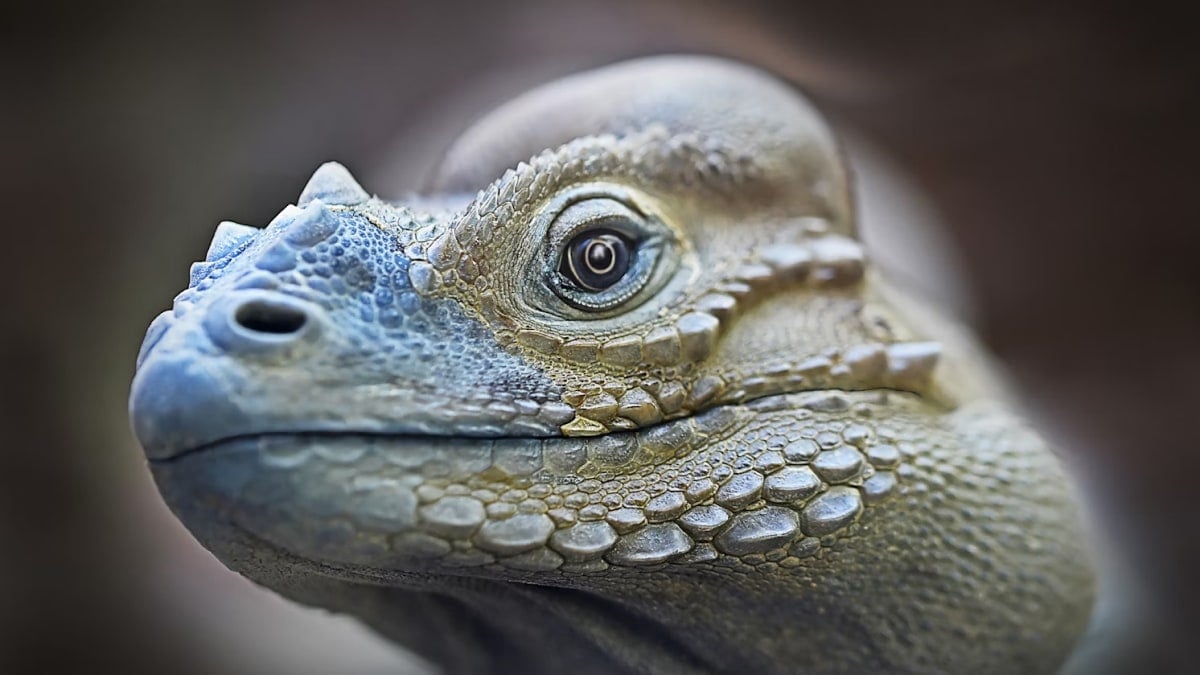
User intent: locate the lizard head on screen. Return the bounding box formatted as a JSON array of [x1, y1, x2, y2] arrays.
[[131, 56, 1092, 673]]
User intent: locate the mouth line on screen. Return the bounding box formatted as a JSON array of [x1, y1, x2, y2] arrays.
[[146, 428, 529, 465], [145, 387, 922, 467]]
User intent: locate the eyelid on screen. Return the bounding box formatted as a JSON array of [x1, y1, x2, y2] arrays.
[[546, 197, 648, 251]]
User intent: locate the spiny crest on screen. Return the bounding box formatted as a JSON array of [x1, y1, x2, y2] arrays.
[[298, 161, 371, 207]]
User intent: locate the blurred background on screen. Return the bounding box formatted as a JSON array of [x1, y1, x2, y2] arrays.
[[2, 1, 1196, 673]]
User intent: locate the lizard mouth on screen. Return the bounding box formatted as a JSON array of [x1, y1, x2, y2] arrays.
[[149, 389, 904, 579], [148, 407, 719, 575], [148, 430, 548, 465], [144, 384, 814, 470]]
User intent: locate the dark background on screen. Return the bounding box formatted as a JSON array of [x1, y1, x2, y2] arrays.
[[2, 2, 1196, 673]]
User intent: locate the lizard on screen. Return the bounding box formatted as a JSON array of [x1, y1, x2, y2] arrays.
[[129, 56, 1096, 674]]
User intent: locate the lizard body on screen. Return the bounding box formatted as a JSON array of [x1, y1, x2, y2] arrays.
[[130, 56, 1095, 674]]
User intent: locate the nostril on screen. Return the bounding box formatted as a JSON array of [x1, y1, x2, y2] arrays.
[[205, 291, 322, 353], [234, 300, 307, 335]]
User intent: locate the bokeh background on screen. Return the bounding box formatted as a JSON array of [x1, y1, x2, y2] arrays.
[[3, 2, 1196, 673]]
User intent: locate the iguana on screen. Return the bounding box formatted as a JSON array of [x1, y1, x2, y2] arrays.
[[129, 56, 1095, 674]]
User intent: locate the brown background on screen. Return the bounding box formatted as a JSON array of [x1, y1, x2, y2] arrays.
[[2, 1, 1196, 673]]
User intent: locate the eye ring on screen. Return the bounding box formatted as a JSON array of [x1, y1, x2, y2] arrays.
[[521, 184, 681, 321], [561, 230, 632, 291], [541, 196, 664, 313]]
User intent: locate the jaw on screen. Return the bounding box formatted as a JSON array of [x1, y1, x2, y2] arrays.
[[150, 431, 567, 580], [147, 429, 775, 675], [149, 389, 1095, 675], [146, 399, 748, 582], [160, 509, 715, 675], [146, 388, 902, 584], [146, 418, 738, 674]]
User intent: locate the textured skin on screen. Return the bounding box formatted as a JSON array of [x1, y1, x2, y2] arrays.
[[130, 57, 1095, 674]]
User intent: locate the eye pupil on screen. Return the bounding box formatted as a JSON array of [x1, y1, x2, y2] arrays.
[[585, 239, 616, 274], [563, 230, 631, 291]]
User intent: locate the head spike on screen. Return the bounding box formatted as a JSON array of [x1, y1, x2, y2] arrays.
[[297, 161, 370, 206], [205, 220, 259, 262]]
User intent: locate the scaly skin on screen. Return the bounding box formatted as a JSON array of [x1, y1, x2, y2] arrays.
[[130, 57, 1095, 674]]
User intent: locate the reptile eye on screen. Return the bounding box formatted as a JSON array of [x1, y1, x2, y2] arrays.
[[541, 194, 666, 314], [561, 230, 631, 291]]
